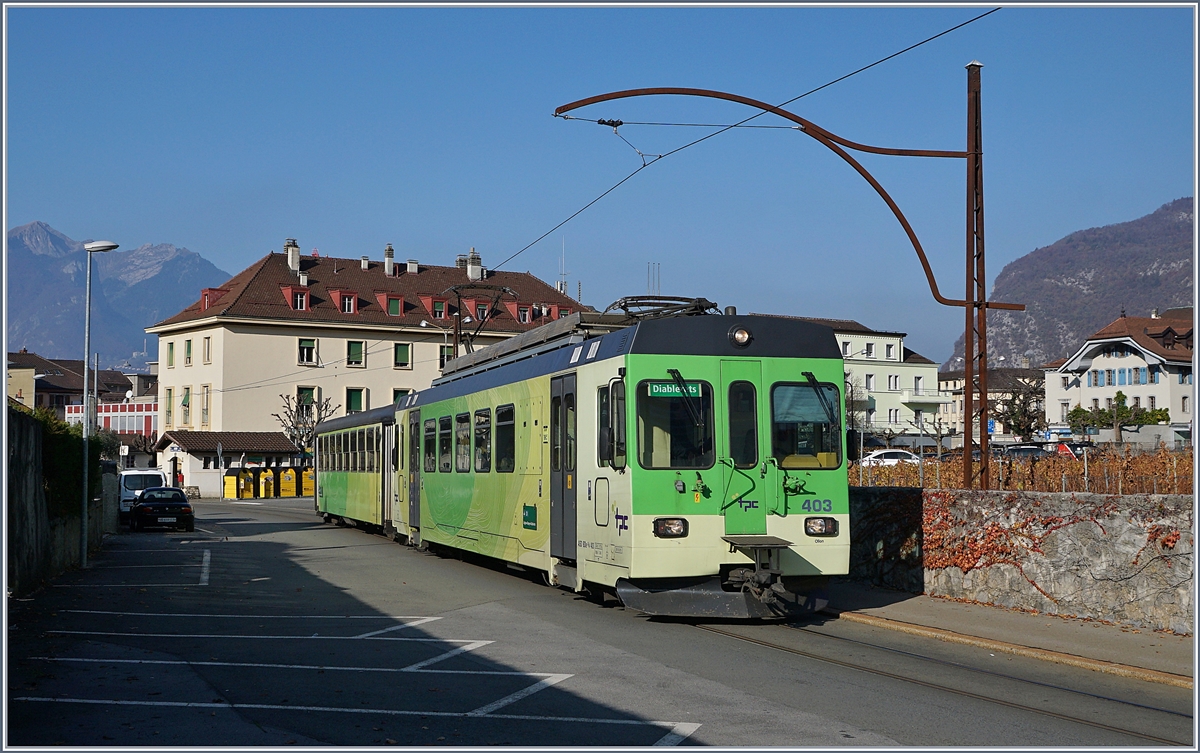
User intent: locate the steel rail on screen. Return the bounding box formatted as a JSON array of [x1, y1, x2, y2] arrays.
[[554, 86, 1024, 313], [695, 623, 1186, 746], [784, 622, 1192, 718]]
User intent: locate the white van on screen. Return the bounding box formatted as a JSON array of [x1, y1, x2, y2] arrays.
[[119, 469, 168, 523]]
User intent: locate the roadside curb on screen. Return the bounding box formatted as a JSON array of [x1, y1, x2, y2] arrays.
[[822, 607, 1193, 689]]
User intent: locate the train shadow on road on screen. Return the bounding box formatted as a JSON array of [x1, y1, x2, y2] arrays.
[[6, 513, 702, 747]]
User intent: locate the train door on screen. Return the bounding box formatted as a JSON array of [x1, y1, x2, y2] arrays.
[[550, 374, 577, 560], [720, 360, 770, 535], [408, 410, 421, 530]]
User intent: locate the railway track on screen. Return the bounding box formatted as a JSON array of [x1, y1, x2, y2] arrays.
[[696, 622, 1192, 746]]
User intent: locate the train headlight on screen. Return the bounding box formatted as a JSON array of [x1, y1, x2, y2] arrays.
[[804, 517, 838, 536], [728, 325, 753, 347], [652, 518, 689, 538]]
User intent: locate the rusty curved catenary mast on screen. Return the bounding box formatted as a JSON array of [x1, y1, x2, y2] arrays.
[[554, 66, 1023, 489]]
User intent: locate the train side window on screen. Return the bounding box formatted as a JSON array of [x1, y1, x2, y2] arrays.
[[423, 419, 437, 473], [564, 392, 576, 472], [366, 427, 375, 473], [455, 413, 471, 472], [359, 429, 367, 472], [728, 381, 758, 469], [597, 386, 610, 466], [611, 379, 626, 471], [550, 395, 562, 471], [334, 432, 341, 472], [395, 423, 403, 471], [438, 416, 453, 473], [495, 404, 515, 473], [474, 409, 491, 472]]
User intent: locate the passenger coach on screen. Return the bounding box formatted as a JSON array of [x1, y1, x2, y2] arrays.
[[315, 302, 849, 618]]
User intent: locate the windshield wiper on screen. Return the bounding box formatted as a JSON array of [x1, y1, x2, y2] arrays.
[[667, 368, 704, 431], [803, 371, 839, 427]]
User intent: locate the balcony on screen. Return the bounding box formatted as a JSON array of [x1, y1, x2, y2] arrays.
[[900, 388, 953, 406]]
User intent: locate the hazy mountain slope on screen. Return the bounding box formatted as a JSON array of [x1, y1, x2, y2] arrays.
[[946, 198, 1193, 368]]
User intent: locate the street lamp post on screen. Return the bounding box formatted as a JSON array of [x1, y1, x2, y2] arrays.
[[81, 240, 118, 569], [420, 320, 450, 369]]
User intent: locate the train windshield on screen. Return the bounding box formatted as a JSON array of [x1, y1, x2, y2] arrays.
[[770, 382, 842, 469], [636, 379, 714, 469]]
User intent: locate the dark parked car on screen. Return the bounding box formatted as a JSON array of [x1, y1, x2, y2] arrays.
[[1004, 445, 1056, 460], [130, 487, 195, 532]]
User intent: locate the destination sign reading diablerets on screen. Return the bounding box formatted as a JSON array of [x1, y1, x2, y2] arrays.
[[646, 381, 701, 398]]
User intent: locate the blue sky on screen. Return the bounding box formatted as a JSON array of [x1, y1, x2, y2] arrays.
[[5, 5, 1195, 362]]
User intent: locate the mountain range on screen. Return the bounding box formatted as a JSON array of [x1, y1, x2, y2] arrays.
[[6, 221, 231, 371], [945, 197, 1194, 369]]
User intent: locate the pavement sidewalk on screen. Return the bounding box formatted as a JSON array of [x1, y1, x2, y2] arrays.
[[824, 578, 1194, 687]]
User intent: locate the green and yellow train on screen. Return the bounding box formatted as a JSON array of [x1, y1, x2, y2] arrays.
[[315, 306, 849, 618]]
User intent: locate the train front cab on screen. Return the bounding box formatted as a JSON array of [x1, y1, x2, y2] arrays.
[[576, 321, 849, 619]]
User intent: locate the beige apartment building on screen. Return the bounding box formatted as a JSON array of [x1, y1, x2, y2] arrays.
[[146, 241, 582, 437]]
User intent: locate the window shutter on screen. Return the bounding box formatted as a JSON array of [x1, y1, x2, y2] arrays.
[[348, 341, 364, 362]]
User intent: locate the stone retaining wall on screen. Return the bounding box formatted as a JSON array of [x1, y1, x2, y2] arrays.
[[849, 487, 1193, 634]]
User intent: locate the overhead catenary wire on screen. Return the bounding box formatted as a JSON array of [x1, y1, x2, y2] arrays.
[[493, 7, 1001, 273]]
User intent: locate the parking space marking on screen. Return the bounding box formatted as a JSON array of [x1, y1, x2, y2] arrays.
[[65, 610, 430, 619], [27, 653, 582, 678], [199, 549, 210, 585], [467, 673, 573, 715], [11, 698, 700, 745], [353, 617, 440, 637], [400, 640, 492, 670], [231, 501, 263, 505], [46, 630, 478, 642]]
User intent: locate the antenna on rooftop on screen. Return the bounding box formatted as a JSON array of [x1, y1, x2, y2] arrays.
[[556, 237, 570, 295]]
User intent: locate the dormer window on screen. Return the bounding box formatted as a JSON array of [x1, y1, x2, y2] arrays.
[[433, 301, 446, 319], [330, 290, 358, 314], [388, 297, 401, 316], [342, 295, 355, 314], [294, 291, 307, 310], [477, 304, 489, 321], [518, 307, 530, 324]]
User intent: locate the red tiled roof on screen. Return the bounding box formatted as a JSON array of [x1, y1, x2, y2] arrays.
[[1085, 309, 1193, 364], [154, 430, 299, 454], [749, 312, 906, 337], [149, 252, 584, 334]]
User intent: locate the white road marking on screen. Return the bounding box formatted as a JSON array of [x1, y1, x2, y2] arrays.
[[199, 549, 211, 585], [467, 673, 573, 716], [30, 655, 555, 678], [231, 501, 263, 505], [352, 617, 440, 637], [55, 583, 209, 588], [94, 564, 205, 569], [653, 722, 702, 746], [11, 697, 696, 739], [46, 630, 478, 642], [400, 641, 491, 670], [64, 610, 428, 619]]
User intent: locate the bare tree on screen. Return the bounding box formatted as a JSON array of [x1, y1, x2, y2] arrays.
[[272, 394, 341, 462], [909, 415, 952, 459], [988, 376, 1047, 442]]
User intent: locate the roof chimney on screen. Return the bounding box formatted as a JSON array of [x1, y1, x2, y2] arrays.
[[407, 259, 419, 275], [467, 247, 483, 281], [456, 253, 468, 269], [361, 255, 370, 271], [384, 244, 394, 277], [285, 238, 300, 273], [1151, 307, 1160, 318], [299, 271, 309, 287]]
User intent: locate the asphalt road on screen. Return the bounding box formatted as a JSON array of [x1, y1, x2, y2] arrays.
[[7, 497, 1192, 746]]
